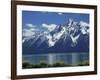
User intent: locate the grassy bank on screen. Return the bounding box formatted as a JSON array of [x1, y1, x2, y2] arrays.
[[22, 60, 89, 69]]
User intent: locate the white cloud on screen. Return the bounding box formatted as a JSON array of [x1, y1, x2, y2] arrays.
[[58, 12, 63, 15], [30, 28, 39, 31], [23, 23, 40, 37], [42, 23, 57, 32], [26, 23, 36, 27], [23, 28, 36, 37]]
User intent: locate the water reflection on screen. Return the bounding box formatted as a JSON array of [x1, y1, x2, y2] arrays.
[[23, 52, 89, 66]]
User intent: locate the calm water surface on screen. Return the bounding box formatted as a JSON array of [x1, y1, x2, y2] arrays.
[[23, 52, 89, 65]]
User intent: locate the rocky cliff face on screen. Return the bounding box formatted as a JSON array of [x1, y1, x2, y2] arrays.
[[22, 19, 89, 54]]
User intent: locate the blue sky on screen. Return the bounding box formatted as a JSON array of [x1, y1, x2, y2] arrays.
[[22, 11, 89, 52], [22, 11, 89, 29]]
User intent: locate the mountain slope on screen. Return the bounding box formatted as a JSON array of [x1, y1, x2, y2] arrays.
[[22, 19, 89, 54]]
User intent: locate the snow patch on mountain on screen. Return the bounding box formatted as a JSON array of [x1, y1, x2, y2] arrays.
[[22, 19, 89, 51], [70, 34, 80, 47], [79, 21, 89, 35]]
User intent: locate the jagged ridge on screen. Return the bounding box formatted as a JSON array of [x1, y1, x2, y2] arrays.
[[22, 19, 89, 54]]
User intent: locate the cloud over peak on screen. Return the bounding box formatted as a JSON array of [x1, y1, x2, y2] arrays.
[[42, 23, 57, 32], [26, 23, 36, 28]]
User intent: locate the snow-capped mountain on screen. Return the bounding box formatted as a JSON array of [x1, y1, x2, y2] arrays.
[[23, 19, 89, 54]]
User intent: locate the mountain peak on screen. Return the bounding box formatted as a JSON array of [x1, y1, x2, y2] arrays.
[[23, 19, 89, 54]]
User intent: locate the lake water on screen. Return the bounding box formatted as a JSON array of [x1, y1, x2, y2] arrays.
[[23, 52, 89, 66]]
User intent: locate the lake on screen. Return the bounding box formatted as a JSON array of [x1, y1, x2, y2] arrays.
[[22, 52, 89, 67]]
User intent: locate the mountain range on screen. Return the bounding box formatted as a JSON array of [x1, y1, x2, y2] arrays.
[[22, 19, 89, 54]]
